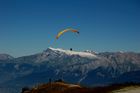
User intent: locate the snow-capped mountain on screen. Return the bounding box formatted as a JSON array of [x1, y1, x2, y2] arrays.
[[48, 47, 97, 58], [0, 47, 140, 93]]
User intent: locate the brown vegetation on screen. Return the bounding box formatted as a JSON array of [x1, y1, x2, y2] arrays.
[[22, 82, 140, 93]]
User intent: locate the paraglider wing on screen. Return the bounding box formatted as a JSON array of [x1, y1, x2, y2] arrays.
[[71, 29, 79, 34], [56, 28, 79, 39], [56, 29, 69, 39]]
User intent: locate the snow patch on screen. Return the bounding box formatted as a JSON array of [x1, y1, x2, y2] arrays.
[[14, 64, 20, 70], [48, 47, 97, 58]]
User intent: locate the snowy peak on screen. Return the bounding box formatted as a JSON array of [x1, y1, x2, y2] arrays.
[[46, 47, 97, 58]]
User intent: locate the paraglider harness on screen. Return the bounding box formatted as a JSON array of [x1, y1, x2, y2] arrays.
[[70, 48, 72, 51]]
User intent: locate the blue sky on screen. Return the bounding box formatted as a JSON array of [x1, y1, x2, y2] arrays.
[[0, 0, 140, 57]]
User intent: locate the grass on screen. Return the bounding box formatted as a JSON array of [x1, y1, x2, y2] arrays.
[[22, 82, 140, 93]]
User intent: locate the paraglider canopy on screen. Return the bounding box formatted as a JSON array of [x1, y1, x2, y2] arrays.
[[56, 28, 79, 39]]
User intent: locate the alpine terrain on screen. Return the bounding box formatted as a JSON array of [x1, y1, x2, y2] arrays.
[[0, 47, 140, 93]]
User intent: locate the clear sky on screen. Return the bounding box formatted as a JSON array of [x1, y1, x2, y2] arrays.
[[0, 0, 140, 57]]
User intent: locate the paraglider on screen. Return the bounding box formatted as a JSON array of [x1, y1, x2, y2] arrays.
[[56, 28, 79, 39], [70, 48, 73, 51]]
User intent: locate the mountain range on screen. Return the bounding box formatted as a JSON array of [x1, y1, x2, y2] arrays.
[[0, 47, 140, 93]]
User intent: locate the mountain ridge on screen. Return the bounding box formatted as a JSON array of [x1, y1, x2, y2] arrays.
[[0, 47, 140, 93], [0, 54, 14, 61]]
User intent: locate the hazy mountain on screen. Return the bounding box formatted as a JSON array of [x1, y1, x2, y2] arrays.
[[0, 47, 140, 93], [0, 54, 14, 61]]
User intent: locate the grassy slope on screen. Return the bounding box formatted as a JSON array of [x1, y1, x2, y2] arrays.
[[23, 82, 140, 93]]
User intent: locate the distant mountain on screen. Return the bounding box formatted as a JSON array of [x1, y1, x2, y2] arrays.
[[0, 54, 14, 61], [113, 70, 140, 83], [0, 47, 140, 93]]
